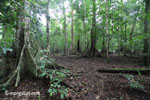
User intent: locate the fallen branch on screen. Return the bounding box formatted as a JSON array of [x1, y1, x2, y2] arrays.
[[97, 68, 150, 75]]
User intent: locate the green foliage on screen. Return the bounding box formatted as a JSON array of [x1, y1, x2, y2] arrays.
[[37, 50, 69, 99], [47, 70, 68, 99], [124, 74, 144, 90]]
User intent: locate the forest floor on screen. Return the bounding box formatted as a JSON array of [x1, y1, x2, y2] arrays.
[[0, 55, 150, 100], [52, 55, 150, 100]]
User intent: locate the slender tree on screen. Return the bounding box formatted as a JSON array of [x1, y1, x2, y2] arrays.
[[63, 1, 68, 55], [105, 0, 110, 60]]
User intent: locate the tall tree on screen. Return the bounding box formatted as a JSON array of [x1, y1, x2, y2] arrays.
[[82, 0, 87, 49], [46, 0, 50, 57], [70, 0, 75, 54], [89, 0, 98, 56], [143, 0, 150, 66]]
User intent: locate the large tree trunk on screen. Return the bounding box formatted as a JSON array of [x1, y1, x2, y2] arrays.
[[63, 2, 68, 55], [83, 19, 87, 49], [0, 0, 37, 88], [101, 26, 106, 54], [46, 0, 50, 57], [81, 0, 87, 49], [82, 0, 100, 57], [90, 0, 97, 57], [69, 2, 76, 55], [143, 0, 150, 66]]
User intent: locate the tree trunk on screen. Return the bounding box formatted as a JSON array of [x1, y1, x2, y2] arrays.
[[143, 0, 150, 66], [82, 0, 101, 57], [82, 0, 87, 49], [71, 6, 75, 54], [101, 26, 106, 54], [63, 2, 68, 55], [83, 19, 87, 49], [90, 0, 97, 56], [46, 0, 50, 57], [14, 19, 25, 62], [105, 0, 110, 61], [0, 0, 37, 88]]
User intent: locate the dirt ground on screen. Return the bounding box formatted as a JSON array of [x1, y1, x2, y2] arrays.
[[53, 55, 150, 100], [0, 55, 150, 100]]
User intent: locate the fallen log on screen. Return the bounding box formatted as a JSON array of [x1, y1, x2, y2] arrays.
[[97, 68, 150, 75]]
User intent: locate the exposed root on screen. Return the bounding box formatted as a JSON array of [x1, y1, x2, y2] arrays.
[[0, 71, 14, 84], [0, 69, 17, 88], [0, 42, 39, 88], [82, 49, 101, 58], [77, 41, 102, 58], [15, 45, 25, 87], [0, 45, 25, 88]]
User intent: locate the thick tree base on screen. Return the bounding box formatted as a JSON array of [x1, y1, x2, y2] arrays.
[[81, 48, 102, 58]]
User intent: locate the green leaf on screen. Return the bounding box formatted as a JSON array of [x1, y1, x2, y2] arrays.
[[50, 92, 53, 96], [0, 12, 3, 17], [39, 72, 46, 77], [6, 3, 10, 6], [28, 0, 32, 2], [48, 88, 52, 93], [0, 35, 2, 40], [60, 94, 64, 99]]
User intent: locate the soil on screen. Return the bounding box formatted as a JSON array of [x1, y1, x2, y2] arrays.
[[0, 55, 150, 100]]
